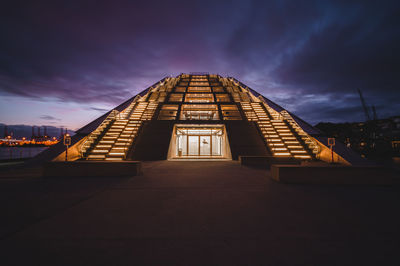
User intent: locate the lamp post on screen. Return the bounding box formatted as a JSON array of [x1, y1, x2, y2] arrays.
[[63, 133, 71, 161], [328, 138, 335, 163]]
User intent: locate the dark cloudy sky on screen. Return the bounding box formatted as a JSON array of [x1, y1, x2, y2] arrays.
[[0, 0, 399, 130]]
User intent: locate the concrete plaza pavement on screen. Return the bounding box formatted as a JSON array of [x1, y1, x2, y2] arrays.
[[0, 160, 399, 265]]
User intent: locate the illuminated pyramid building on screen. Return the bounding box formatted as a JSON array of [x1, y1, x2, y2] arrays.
[[46, 73, 356, 164]]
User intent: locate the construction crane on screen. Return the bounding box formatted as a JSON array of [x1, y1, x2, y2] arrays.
[[357, 89, 372, 121], [372, 105, 378, 120]]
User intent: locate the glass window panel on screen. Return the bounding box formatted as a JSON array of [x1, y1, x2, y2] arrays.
[[180, 104, 219, 120], [216, 94, 230, 102], [175, 87, 186, 92], [200, 136, 211, 156], [169, 93, 183, 102], [161, 105, 179, 110], [189, 82, 209, 86], [212, 135, 221, 156], [188, 136, 199, 155], [158, 104, 179, 120], [185, 93, 214, 103], [212, 87, 224, 92], [221, 105, 242, 120], [187, 87, 211, 92]]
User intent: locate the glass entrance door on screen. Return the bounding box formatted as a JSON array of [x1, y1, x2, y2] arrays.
[[199, 136, 211, 156], [188, 136, 199, 155], [175, 126, 225, 158]]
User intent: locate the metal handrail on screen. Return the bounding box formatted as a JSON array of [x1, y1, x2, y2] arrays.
[[80, 109, 119, 158], [123, 122, 141, 159], [280, 110, 320, 155]]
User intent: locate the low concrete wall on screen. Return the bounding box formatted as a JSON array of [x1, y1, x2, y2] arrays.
[[43, 161, 142, 178], [239, 156, 300, 169], [271, 164, 399, 185]]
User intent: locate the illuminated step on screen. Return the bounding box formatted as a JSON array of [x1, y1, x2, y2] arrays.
[[294, 155, 312, 159], [122, 131, 137, 135], [91, 150, 108, 155], [287, 145, 303, 149], [114, 141, 131, 145], [106, 132, 120, 135], [282, 137, 296, 140], [291, 150, 307, 153], [108, 152, 125, 156], [111, 147, 127, 151], [278, 133, 293, 136], [273, 152, 291, 156], [96, 145, 112, 148], [271, 148, 288, 151], [273, 126, 287, 129], [88, 154, 106, 159], [265, 134, 279, 138], [120, 134, 135, 138], [267, 139, 282, 142], [116, 138, 129, 142], [285, 141, 300, 144], [105, 157, 123, 161], [99, 140, 115, 144], [103, 136, 118, 139], [263, 131, 276, 134], [268, 143, 284, 146]]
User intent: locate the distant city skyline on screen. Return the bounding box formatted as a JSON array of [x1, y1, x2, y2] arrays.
[[1, 1, 399, 129], [0, 123, 74, 139]]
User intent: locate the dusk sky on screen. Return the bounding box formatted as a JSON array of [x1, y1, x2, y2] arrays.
[[1, 0, 399, 131]]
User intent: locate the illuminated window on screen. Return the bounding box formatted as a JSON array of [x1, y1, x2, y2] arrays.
[[215, 94, 230, 102], [179, 82, 189, 86], [221, 105, 242, 120], [169, 93, 183, 102], [189, 82, 209, 86], [185, 93, 214, 103], [212, 87, 224, 92], [180, 104, 219, 120], [191, 75, 207, 79], [149, 92, 166, 102], [158, 105, 179, 120], [175, 87, 186, 92], [191, 78, 208, 82], [187, 86, 211, 92]]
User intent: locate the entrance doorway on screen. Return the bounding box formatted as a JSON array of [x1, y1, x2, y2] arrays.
[[168, 124, 231, 160], [187, 135, 213, 156]]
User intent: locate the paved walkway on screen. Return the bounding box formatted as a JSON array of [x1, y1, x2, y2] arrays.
[[0, 161, 399, 265]]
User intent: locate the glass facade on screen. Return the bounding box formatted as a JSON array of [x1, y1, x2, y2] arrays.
[[175, 126, 224, 157]]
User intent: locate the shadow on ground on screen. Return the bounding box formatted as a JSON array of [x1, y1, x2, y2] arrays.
[[0, 160, 399, 265]]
